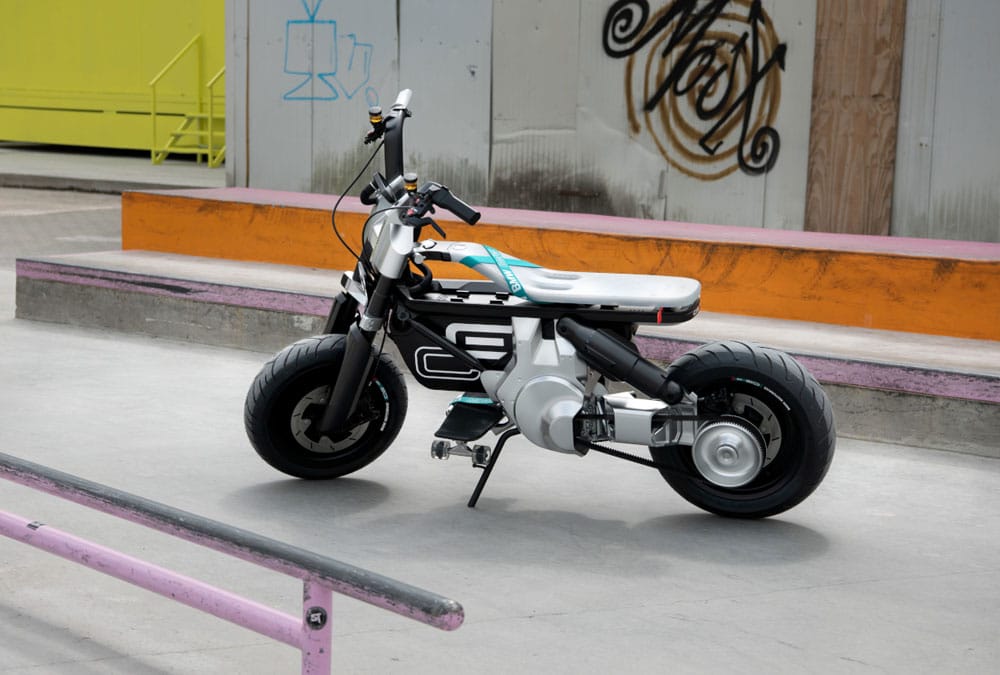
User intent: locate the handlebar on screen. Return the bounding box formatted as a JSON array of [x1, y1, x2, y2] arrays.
[[378, 89, 415, 181], [359, 182, 377, 205], [426, 184, 481, 225], [361, 89, 482, 228], [392, 89, 412, 111], [402, 182, 479, 226]]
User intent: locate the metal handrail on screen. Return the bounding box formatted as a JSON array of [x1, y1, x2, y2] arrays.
[[150, 34, 202, 163], [207, 66, 226, 167], [205, 65, 226, 89], [0, 451, 464, 672], [149, 34, 202, 87]]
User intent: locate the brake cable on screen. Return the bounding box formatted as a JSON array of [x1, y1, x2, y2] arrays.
[[331, 139, 384, 265]]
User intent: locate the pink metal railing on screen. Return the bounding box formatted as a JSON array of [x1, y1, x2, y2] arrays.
[[0, 452, 463, 673]]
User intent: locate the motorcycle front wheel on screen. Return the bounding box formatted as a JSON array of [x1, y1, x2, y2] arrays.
[[651, 341, 835, 518], [245, 334, 408, 479]]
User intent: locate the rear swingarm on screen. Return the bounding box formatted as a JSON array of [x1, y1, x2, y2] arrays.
[[464, 417, 716, 508]]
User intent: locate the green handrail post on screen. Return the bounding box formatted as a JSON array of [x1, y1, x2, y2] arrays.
[[206, 66, 225, 167], [150, 34, 202, 164]]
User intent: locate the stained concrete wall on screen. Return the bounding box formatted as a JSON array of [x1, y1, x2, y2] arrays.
[[489, 0, 816, 227], [225, 0, 399, 193], [226, 0, 998, 240], [226, 0, 817, 228], [893, 0, 1000, 243]]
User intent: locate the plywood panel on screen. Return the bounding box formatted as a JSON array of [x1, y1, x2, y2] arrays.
[[806, 0, 906, 235]]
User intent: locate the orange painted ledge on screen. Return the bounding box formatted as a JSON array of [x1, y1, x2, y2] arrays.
[[121, 187, 1000, 341]]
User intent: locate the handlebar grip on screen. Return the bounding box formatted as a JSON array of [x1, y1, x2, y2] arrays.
[[393, 89, 412, 111], [359, 182, 378, 205], [431, 187, 481, 225]]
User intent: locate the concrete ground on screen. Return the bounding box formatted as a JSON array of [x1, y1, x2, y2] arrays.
[[1, 183, 999, 673]]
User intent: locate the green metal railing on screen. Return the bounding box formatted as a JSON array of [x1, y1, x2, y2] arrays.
[[150, 34, 224, 167], [205, 66, 226, 167]]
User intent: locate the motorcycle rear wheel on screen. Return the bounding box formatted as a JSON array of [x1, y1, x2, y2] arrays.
[[651, 341, 835, 518], [245, 335, 408, 479]]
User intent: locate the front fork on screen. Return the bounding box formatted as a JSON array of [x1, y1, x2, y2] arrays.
[[315, 274, 396, 436]]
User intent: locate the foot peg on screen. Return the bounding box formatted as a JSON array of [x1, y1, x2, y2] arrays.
[[433, 396, 505, 442], [433, 428, 522, 509], [431, 440, 492, 468]]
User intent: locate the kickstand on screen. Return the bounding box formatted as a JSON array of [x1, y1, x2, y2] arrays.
[[467, 429, 520, 508]]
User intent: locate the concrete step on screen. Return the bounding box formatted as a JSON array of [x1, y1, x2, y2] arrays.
[[15, 250, 1000, 459]]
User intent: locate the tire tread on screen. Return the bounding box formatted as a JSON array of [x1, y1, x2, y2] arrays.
[[658, 340, 836, 518], [244, 335, 408, 479]]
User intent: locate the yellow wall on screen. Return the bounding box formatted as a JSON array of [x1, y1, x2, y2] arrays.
[[0, 0, 224, 150]]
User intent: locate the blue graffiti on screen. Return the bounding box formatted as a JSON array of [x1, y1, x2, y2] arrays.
[[283, 0, 377, 104]]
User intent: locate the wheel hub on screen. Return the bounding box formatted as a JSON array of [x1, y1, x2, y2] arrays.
[[291, 386, 371, 453], [692, 418, 765, 487]]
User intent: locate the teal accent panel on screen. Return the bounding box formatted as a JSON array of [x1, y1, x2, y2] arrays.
[[456, 245, 543, 301], [484, 245, 529, 299], [452, 395, 497, 406], [457, 249, 540, 270]]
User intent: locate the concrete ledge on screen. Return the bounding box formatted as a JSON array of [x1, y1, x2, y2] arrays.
[[632, 331, 1000, 458], [0, 173, 204, 194], [0, 143, 226, 194], [15, 253, 336, 353], [121, 187, 1000, 340], [15, 251, 999, 458]]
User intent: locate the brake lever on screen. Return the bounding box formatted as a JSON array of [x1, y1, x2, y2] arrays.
[[364, 125, 384, 144], [405, 214, 447, 239], [411, 181, 480, 225]]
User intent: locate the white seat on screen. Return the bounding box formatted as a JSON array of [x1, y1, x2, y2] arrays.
[[512, 267, 701, 308], [421, 241, 701, 309]]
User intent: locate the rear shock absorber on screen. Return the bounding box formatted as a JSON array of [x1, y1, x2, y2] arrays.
[[555, 316, 684, 404]]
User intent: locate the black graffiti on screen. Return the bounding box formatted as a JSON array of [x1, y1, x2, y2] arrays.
[[603, 0, 786, 175]]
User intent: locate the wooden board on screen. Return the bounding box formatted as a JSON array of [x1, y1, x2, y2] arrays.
[[805, 0, 907, 235]]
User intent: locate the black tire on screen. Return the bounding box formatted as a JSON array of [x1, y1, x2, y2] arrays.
[[650, 341, 835, 518], [244, 335, 408, 479]]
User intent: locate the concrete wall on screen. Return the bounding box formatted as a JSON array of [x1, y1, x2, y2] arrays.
[[226, 0, 999, 241], [490, 0, 816, 227], [893, 0, 1000, 243], [226, 0, 494, 200], [226, 0, 398, 192], [227, 0, 817, 228]]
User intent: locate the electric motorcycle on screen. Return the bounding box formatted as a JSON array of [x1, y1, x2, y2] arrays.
[[244, 89, 835, 518]]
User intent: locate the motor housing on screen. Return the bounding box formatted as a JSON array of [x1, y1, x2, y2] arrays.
[[512, 375, 584, 453], [481, 317, 591, 454]]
